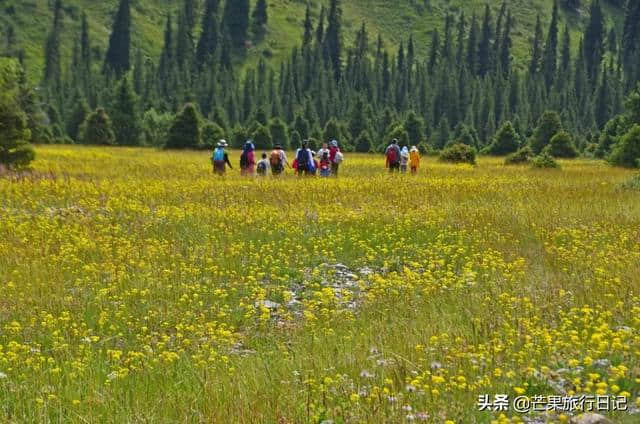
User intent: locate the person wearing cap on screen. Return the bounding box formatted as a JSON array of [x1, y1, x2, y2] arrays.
[[240, 140, 256, 176], [409, 146, 421, 174], [329, 139, 342, 177], [269, 143, 289, 176], [212, 139, 233, 176]]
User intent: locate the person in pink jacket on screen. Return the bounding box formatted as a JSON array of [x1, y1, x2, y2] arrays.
[[240, 140, 256, 176]]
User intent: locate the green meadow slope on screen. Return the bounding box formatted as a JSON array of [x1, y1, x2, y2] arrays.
[[0, 0, 625, 80]]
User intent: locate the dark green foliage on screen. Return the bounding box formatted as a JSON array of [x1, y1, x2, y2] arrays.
[[355, 130, 373, 153], [596, 115, 629, 157], [66, 98, 89, 142], [290, 130, 302, 150], [268, 117, 288, 149], [223, 0, 250, 48], [532, 150, 560, 168], [609, 124, 640, 168], [165, 103, 200, 149], [251, 123, 272, 150], [531, 111, 562, 154], [43, 0, 62, 94], [386, 125, 410, 148], [486, 121, 520, 155], [548, 130, 578, 157], [196, 0, 220, 67], [104, 0, 131, 76], [142, 109, 173, 146], [530, 15, 543, 77], [583, 0, 605, 82], [405, 111, 424, 145], [505, 146, 534, 164], [542, 0, 559, 89], [439, 143, 476, 164], [201, 122, 226, 149], [252, 0, 268, 41], [325, 0, 343, 79], [110, 77, 141, 145], [0, 59, 35, 169], [81, 108, 115, 145], [231, 125, 249, 149]]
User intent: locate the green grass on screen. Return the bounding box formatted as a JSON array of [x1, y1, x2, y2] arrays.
[[0, 0, 625, 82]]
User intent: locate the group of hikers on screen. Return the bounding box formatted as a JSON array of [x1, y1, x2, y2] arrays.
[[211, 137, 420, 177]]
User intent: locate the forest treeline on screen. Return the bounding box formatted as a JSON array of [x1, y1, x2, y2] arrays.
[[2, 0, 640, 169]]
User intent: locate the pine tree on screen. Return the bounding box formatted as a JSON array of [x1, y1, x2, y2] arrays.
[[500, 10, 513, 77], [303, 4, 313, 48], [104, 0, 131, 76], [428, 30, 440, 75], [622, 0, 640, 87], [560, 25, 571, 74], [477, 4, 493, 77], [584, 0, 605, 83], [66, 95, 89, 142], [467, 13, 479, 74], [196, 0, 220, 67], [176, 10, 195, 68], [223, 0, 250, 48], [325, 0, 343, 79], [531, 110, 562, 153], [456, 12, 466, 66], [252, 0, 268, 41], [166, 103, 200, 149], [594, 67, 611, 129], [486, 120, 520, 155], [80, 12, 92, 97], [81, 108, 116, 145], [0, 59, 34, 169], [43, 0, 63, 94], [110, 77, 141, 145], [542, 0, 559, 89], [530, 15, 544, 77]]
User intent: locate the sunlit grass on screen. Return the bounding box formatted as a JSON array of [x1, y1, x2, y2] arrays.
[[0, 145, 639, 423]]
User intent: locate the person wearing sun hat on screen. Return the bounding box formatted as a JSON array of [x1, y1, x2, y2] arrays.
[[409, 145, 421, 174], [211, 139, 233, 176], [329, 139, 343, 177], [269, 143, 289, 176]]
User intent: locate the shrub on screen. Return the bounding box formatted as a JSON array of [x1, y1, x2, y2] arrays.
[[439, 143, 476, 165], [505, 146, 534, 165], [608, 124, 640, 168], [141, 109, 173, 147], [530, 110, 562, 154], [548, 131, 578, 158], [386, 125, 410, 148], [596, 115, 630, 158], [251, 124, 272, 150], [165, 103, 200, 149], [532, 150, 560, 169], [0, 58, 34, 169], [80, 108, 116, 145], [268, 118, 289, 150], [355, 130, 373, 153], [621, 173, 640, 190], [201, 122, 226, 150], [485, 121, 520, 155]]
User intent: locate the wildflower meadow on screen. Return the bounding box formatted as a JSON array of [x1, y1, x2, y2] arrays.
[[1, 146, 639, 423]]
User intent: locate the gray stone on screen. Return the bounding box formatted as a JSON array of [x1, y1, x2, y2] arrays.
[[570, 413, 612, 424], [255, 300, 281, 309]]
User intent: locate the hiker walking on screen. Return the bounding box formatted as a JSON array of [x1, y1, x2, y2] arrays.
[[212, 140, 233, 176], [329, 140, 343, 177], [270, 143, 289, 176], [256, 153, 270, 177], [400, 146, 410, 174], [295, 140, 315, 176], [385, 139, 401, 173], [240, 140, 256, 176], [409, 146, 421, 174], [319, 148, 331, 177]]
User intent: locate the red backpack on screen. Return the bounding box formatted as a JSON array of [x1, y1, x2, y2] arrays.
[[386, 146, 398, 164]]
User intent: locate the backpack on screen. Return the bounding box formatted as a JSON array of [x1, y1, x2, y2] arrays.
[[240, 151, 248, 168], [270, 150, 283, 169], [213, 148, 225, 162], [296, 148, 310, 170], [257, 161, 267, 174], [334, 151, 344, 164], [386, 146, 398, 164]]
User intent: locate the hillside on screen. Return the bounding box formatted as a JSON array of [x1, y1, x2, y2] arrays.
[[0, 0, 625, 81]]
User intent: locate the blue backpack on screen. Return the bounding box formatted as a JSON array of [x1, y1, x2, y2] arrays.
[[213, 148, 225, 162], [297, 148, 310, 170]]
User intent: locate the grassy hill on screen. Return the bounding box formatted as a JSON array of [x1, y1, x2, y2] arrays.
[[0, 0, 626, 81]]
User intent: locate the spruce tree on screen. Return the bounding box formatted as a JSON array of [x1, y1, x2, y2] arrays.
[[583, 0, 605, 83], [466, 13, 478, 74], [303, 4, 313, 48], [252, 0, 268, 41], [104, 0, 131, 76], [530, 15, 544, 77], [531, 110, 562, 153], [542, 0, 559, 89], [110, 76, 141, 145], [325, 0, 343, 80], [166, 103, 200, 149], [81, 108, 116, 145], [43, 0, 63, 95], [477, 4, 493, 77], [223, 0, 250, 48], [196, 0, 220, 67], [486, 120, 520, 155]]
